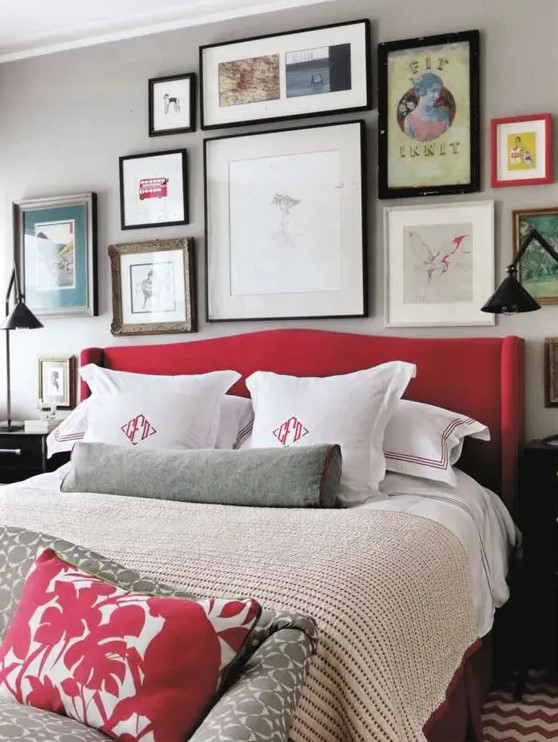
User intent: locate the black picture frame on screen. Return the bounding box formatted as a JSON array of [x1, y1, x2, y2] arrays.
[[378, 29, 480, 199], [119, 149, 188, 230], [200, 19, 371, 130], [148, 72, 196, 136], [203, 119, 367, 321]]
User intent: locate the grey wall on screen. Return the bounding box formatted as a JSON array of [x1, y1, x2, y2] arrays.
[[0, 0, 556, 438]]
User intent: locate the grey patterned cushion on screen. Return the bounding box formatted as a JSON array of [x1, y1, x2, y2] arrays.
[[0, 526, 318, 742], [62, 441, 342, 507]]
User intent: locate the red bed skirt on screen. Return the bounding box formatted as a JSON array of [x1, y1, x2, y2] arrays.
[[425, 635, 492, 742]]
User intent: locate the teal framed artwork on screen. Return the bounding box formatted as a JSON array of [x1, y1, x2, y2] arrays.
[[513, 207, 558, 305], [13, 193, 97, 317]]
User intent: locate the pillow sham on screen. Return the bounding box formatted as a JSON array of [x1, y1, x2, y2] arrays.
[[62, 441, 342, 508], [47, 392, 252, 457], [245, 362, 416, 506], [383, 399, 490, 486], [0, 548, 260, 742]]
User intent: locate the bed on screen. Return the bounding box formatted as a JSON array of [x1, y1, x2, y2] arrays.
[[0, 328, 524, 742]]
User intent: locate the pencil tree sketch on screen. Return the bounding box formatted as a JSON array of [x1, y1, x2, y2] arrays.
[[271, 193, 301, 236]]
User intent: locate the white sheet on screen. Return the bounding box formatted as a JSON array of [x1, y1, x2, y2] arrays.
[[374, 468, 520, 637], [5, 464, 519, 638]]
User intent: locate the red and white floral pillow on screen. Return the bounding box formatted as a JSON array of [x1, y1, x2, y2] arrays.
[[0, 549, 260, 742]]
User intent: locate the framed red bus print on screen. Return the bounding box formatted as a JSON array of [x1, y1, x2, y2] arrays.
[[119, 149, 188, 229]]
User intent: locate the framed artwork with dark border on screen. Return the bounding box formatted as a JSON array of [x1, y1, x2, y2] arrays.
[[544, 337, 558, 408], [512, 207, 558, 305], [378, 30, 480, 199], [204, 120, 366, 321], [108, 237, 197, 336], [148, 73, 196, 136], [38, 354, 76, 409], [119, 149, 188, 230], [13, 193, 97, 317], [491, 113, 552, 187], [200, 19, 371, 130], [384, 200, 495, 327]]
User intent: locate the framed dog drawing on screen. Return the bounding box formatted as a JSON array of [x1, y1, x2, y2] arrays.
[[148, 73, 196, 136]]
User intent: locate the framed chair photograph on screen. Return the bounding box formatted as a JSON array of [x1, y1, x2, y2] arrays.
[[108, 237, 197, 336], [13, 193, 97, 317], [148, 73, 196, 136], [491, 113, 552, 187], [200, 19, 371, 129], [119, 149, 188, 229], [204, 120, 366, 321], [378, 30, 480, 199], [384, 200, 495, 327], [38, 355, 76, 409], [512, 207, 558, 304]]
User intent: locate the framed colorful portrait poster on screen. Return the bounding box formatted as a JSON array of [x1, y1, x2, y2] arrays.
[[378, 30, 480, 199], [491, 113, 552, 187], [13, 193, 97, 317], [512, 207, 558, 304]]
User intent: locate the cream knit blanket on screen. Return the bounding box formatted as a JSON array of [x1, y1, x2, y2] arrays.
[[0, 488, 477, 742]]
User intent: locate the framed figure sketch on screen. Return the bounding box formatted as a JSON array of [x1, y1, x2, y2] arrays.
[[378, 30, 480, 199]]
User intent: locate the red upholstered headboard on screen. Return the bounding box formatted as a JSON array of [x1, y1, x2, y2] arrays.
[[80, 329, 524, 513]]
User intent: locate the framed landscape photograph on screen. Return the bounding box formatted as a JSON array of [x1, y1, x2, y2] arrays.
[[204, 120, 366, 320], [513, 207, 558, 304], [119, 149, 188, 229], [13, 193, 97, 317], [491, 113, 552, 187], [384, 200, 495, 326], [378, 30, 480, 199], [544, 337, 558, 408], [149, 72, 196, 136], [108, 238, 197, 335], [200, 19, 371, 129], [38, 354, 76, 409]]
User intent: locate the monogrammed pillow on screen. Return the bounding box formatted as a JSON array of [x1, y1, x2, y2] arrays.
[[80, 366, 240, 450], [245, 362, 416, 506]]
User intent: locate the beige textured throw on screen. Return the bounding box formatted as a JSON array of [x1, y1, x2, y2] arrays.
[[0, 488, 477, 742]]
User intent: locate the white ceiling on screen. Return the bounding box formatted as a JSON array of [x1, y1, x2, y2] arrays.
[[0, 0, 334, 63]]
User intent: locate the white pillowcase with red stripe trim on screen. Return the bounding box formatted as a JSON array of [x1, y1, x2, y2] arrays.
[[383, 399, 490, 486]]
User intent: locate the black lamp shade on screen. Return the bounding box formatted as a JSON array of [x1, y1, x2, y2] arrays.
[[481, 274, 541, 314], [2, 300, 43, 330]]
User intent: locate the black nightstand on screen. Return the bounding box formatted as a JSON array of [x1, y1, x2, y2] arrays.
[[0, 430, 70, 484], [512, 439, 558, 693]]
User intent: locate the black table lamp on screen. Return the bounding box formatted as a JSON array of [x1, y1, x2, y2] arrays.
[[481, 227, 558, 314], [1, 264, 43, 430]]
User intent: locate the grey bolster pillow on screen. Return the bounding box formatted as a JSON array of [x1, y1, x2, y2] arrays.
[[62, 442, 342, 508]]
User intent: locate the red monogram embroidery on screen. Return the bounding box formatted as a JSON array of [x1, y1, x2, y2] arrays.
[[273, 416, 308, 446], [120, 414, 157, 445]]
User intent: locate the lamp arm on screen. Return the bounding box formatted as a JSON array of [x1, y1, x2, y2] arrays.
[[4, 266, 15, 319], [507, 227, 558, 274]]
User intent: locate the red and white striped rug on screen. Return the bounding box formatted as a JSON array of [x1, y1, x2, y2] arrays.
[[482, 678, 558, 741]]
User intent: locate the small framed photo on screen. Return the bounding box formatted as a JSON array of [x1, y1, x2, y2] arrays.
[[108, 237, 197, 336], [378, 30, 480, 199], [148, 73, 196, 136], [544, 338, 558, 408], [204, 120, 366, 321], [512, 207, 558, 304], [384, 200, 495, 327], [200, 19, 371, 130], [38, 355, 76, 409], [491, 113, 552, 187], [119, 149, 188, 229], [13, 193, 97, 317]]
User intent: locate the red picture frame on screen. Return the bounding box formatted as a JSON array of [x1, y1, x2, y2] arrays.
[[490, 113, 552, 187]]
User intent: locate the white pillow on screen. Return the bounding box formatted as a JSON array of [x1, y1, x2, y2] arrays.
[[245, 362, 416, 506], [383, 399, 490, 486], [47, 384, 250, 457], [79, 365, 240, 451]]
